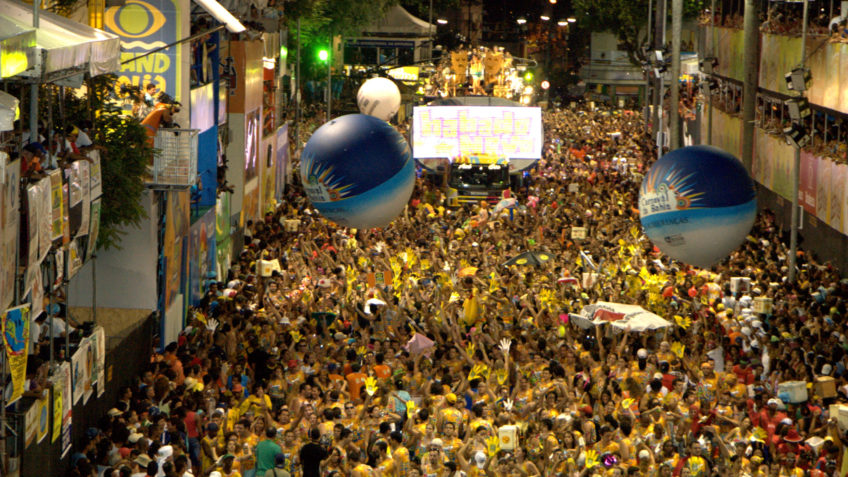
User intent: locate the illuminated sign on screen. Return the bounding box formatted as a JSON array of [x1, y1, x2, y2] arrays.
[[104, 0, 182, 105], [412, 106, 542, 161], [387, 66, 419, 82]]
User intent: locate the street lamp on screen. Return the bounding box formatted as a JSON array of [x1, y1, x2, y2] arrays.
[[437, 18, 448, 24], [567, 17, 576, 23], [540, 15, 550, 21], [516, 17, 527, 25], [557, 19, 568, 26], [318, 47, 331, 120]]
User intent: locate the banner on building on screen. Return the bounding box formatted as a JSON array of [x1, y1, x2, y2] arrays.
[[24, 401, 37, 448], [51, 380, 62, 443], [0, 160, 20, 311], [71, 340, 89, 405], [50, 169, 64, 242], [89, 151, 103, 199], [37, 395, 48, 444], [3, 305, 30, 405], [93, 326, 106, 397]]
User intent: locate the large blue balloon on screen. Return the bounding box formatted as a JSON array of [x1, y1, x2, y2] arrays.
[[639, 145, 756, 268], [300, 114, 415, 229]]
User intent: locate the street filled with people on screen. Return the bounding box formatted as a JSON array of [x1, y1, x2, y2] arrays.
[[70, 105, 848, 477]]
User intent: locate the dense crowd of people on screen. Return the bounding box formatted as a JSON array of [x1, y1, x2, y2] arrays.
[[66, 104, 848, 477]]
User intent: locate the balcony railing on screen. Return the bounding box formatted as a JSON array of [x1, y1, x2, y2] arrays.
[[147, 128, 199, 189]]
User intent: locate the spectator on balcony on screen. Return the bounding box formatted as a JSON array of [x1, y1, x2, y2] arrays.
[[141, 99, 182, 149]]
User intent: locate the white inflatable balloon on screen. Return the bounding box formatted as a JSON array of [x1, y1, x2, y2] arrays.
[[357, 77, 401, 121]]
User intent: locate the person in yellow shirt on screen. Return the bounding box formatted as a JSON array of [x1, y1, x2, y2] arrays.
[[349, 448, 376, 477], [421, 439, 448, 477], [437, 394, 465, 432], [438, 422, 463, 462], [384, 431, 411, 477], [201, 422, 221, 474], [219, 453, 242, 477]]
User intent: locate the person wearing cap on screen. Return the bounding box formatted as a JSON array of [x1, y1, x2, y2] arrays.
[[217, 453, 239, 477], [202, 422, 221, 473], [264, 452, 290, 477]]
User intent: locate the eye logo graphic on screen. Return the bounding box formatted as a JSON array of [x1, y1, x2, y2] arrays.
[[105, 0, 168, 48]]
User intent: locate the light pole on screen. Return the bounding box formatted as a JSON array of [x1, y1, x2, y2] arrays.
[[318, 47, 331, 120], [541, 14, 551, 109], [789, 0, 810, 283]]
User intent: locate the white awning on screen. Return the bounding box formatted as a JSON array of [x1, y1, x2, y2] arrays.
[[0, 16, 35, 78], [0, 0, 120, 78], [365, 5, 435, 37]]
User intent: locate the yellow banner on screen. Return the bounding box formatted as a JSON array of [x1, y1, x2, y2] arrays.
[[2, 304, 30, 405], [52, 383, 62, 443]]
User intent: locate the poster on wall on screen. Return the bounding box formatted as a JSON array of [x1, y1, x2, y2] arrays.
[[164, 191, 190, 311], [104, 0, 186, 118], [2, 305, 30, 405], [0, 160, 20, 311], [245, 109, 260, 181], [189, 209, 216, 305], [89, 151, 102, 199], [71, 339, 89, 405]]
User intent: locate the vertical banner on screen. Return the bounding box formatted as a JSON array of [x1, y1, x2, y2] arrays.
[[37, 395, 48, 444], [24, 402, 37, 448], [51, 380, 62, 443], [71, 340, 89, 405], [93, 326, 106, 397], [50, 169, 64, 242], [68, 240, 82, 279], [164, 191, 189, 311], [105, 0, 184, 105], [60, 361, 72, 457], [800, 151, 818, 214], [37, 179, 51, 263], [84, 335, 94, 404], [88, 199, 102, 256], [188, 209, 216, 305], [817, 155, 830, 222], [31, 265, 44, 319], [68, 164, 82, 208], [0, 160, 20, 311], [2, 305, 30, 405], [25, 184, 40, 295], [830, 162, 846, 231], [89, 151, 103, 199], [78, 160, 91, 238]]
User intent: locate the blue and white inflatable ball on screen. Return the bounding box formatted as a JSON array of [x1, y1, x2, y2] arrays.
[[300, 114, 415, 229], [639, 145, 756, 268]]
